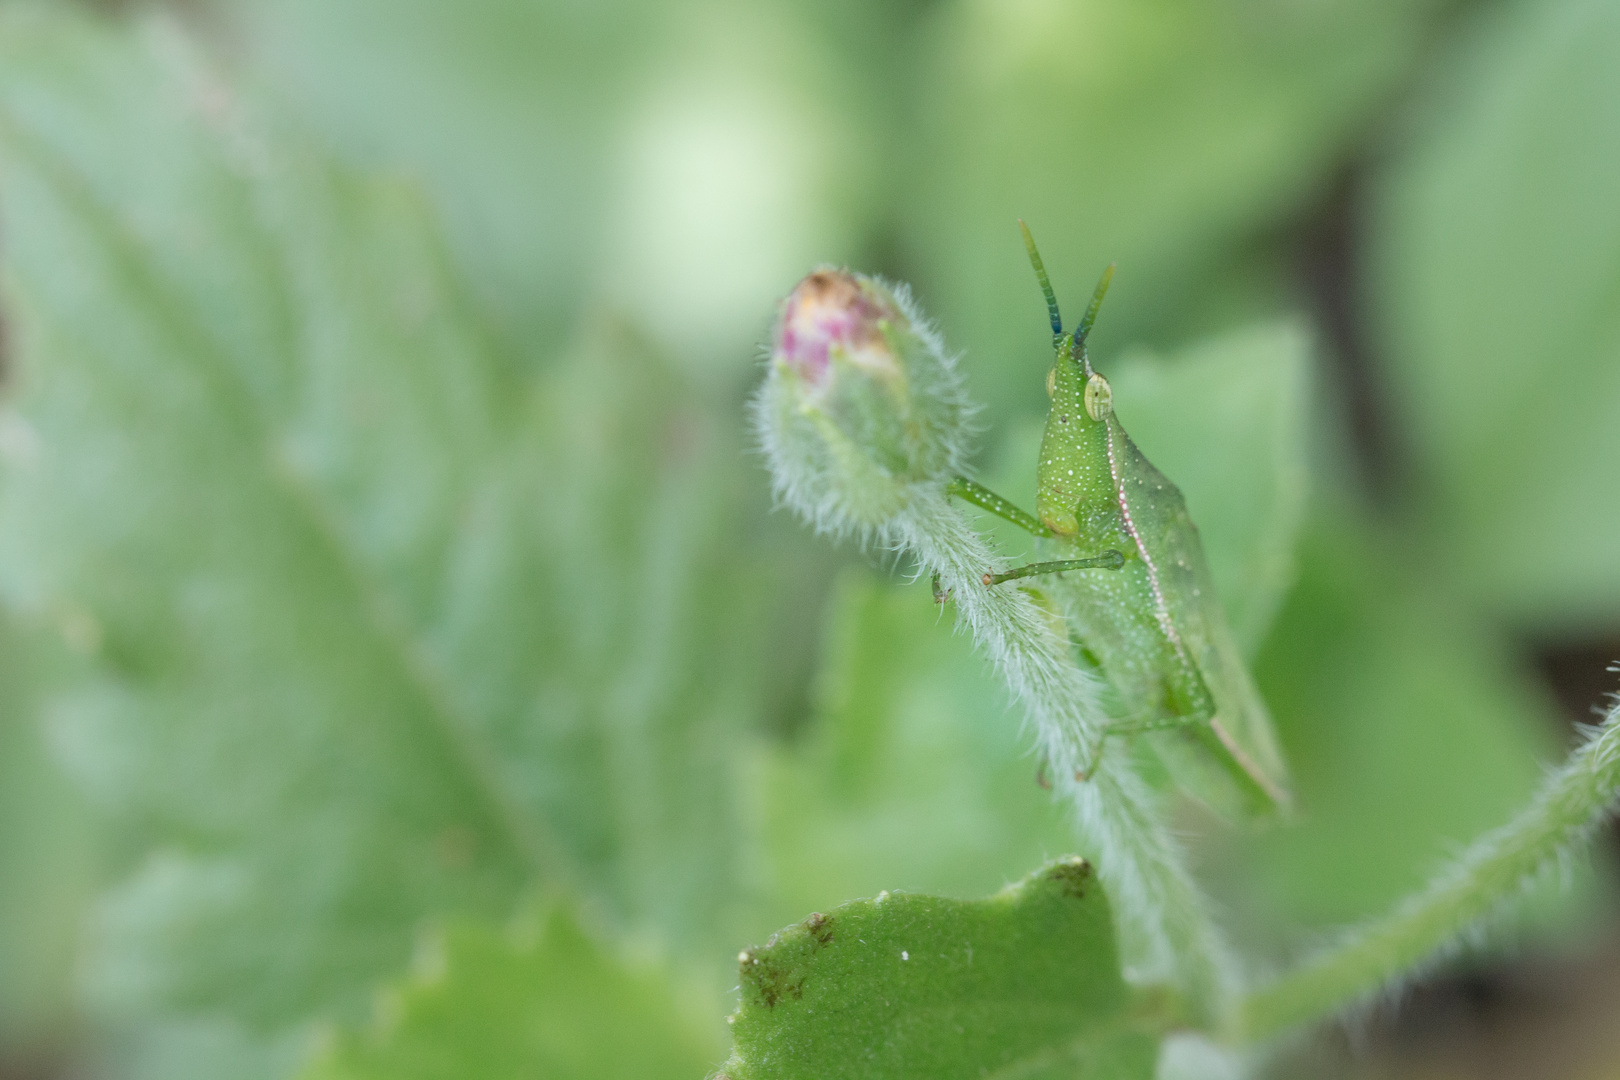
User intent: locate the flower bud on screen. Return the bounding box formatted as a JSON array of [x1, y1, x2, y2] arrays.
[[754, 268, 971, 534]]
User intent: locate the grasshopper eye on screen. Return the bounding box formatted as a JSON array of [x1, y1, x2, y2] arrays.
[[1083, 373, 1113, 421], [1046, 367, 1056, 399]]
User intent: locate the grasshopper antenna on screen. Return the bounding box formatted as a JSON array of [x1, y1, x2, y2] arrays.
[[1073, 262, 1115, 377], [1074, 263, 1114, 348], [1018, 220, 1063, 345]]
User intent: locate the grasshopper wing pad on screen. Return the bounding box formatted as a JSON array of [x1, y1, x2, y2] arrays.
[[1104, 415, 1292, 811]]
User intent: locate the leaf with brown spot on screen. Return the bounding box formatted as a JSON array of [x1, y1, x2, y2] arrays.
[[722, 858, 1156, 1080]]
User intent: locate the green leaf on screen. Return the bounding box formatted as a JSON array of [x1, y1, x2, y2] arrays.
[[0, 4, 766, 1052], [721, 858, 1159, 1080], [0, 617, 99, 1046], [1212, 514, 1574, 940], [0, 14, 527, 1026], [907, 0, 1440, 422], [746, 569, 1081, 938], [219, 0, 643, 358], [1370, 0, 1620, 625], [299, 906, 721, 1080], [230, 0, 881, 372]]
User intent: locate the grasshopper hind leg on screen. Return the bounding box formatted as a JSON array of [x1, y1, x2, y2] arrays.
[[1104, 715, 1204, 737]]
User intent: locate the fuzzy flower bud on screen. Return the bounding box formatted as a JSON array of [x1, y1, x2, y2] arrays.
[[753, 268, 971, 535]]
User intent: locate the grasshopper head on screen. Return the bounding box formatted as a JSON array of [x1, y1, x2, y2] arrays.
[[1019, 223, 1119, 538]]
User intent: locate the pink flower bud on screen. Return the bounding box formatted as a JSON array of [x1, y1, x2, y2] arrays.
[[755, 267, 972, 534], [774, 269, 901, 389]]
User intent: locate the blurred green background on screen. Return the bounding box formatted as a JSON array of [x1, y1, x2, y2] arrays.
[[0, 0, 1617, 1077]]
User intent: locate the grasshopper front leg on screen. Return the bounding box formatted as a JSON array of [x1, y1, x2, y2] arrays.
[[946, 476, 1127, 586], [946, 476, 1052, 537]]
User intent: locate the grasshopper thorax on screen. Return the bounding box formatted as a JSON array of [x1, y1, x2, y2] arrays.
[[1035, 333, 1108, 537]]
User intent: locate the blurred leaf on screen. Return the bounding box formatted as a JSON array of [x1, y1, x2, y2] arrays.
[[746, 569, 1079, 937], [1370, 0, 1620, 627], [230, 0, 881, 374], [722, 858, 1158, 1080], [1215, 513, 1570, 940], [0, 3, 765, 1053], [299, 905, 721, 1080], [590, 1, 882, 370], [979, 321, 1311, 658], [0, 617, 98, 1046], [98, 1021, 310, 1080], [0, 6, 531, 1030], [907, 0, 1437, 423], [222, 0, 643, 358]]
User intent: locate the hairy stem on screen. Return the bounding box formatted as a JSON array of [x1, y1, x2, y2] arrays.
[[895, 487, 1232, 1019], [1237, 699, 1620, 1040]]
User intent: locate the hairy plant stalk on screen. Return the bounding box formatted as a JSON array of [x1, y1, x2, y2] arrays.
[[1237, 698, 1620, 1040], [897, 488, 1233, 1018]]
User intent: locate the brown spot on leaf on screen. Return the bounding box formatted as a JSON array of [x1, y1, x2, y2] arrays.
[[804, 911, 834, 947], [1046, 857, 1092, 899], [750, 960, 805, 1009]]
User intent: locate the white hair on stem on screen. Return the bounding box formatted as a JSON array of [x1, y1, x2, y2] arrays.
[[1237, 698, 1620, 1041], [895, 490, 1233, 1015]]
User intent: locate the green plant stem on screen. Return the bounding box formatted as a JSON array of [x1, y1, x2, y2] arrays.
[[895, 487, 1233, 1021], [1237, 699, 1620, 1041]]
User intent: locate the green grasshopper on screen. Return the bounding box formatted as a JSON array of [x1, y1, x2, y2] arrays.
[[946, 223, 1291, 818]]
